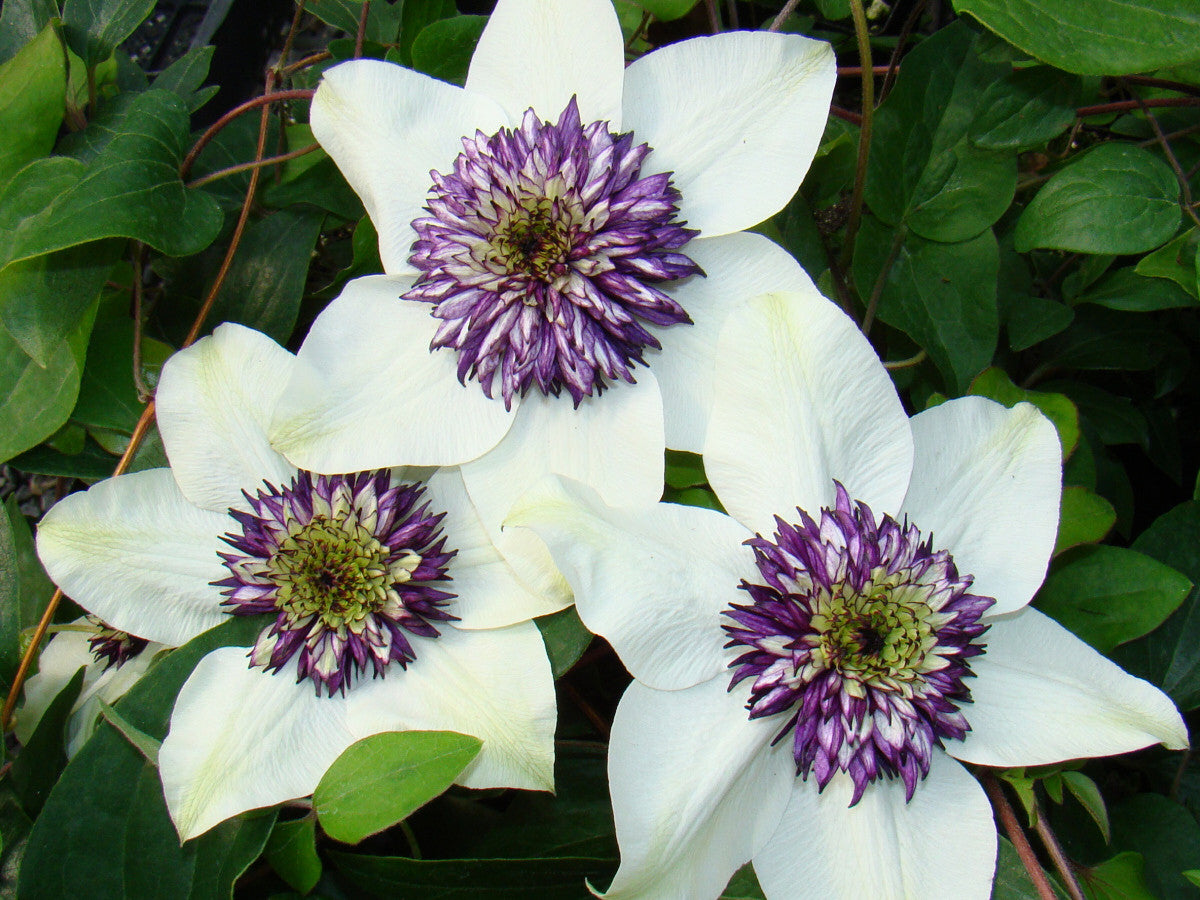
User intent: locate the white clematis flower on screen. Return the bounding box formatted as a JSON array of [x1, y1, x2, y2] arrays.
[[16, 618, 166, 758], [269, 0, 836, 622], [36, 323, 556, 841], [510, 289, 1189, 899]]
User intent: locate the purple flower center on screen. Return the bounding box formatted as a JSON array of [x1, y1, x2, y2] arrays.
[[723, 483, 994, 805], [88, 617, 149, 671], [405, 96, 703, 408], [215, 470, 457, 697]]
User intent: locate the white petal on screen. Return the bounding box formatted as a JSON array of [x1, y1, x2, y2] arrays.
[[35, 469, 230, 647], [161, 648, 361, 840], [422, 467, 555, 629], [311, 59, 508, 273], [156, 323, 297, 513], [622, 32, 835, 238], [753, 752, 995, 900], [16, 628, 95, 745], [652, 233, 818, 454], [953, 607, 1188, 767], [601, 678, 793, 899], [270, 275, 516, 472], [509, 475, 754, 691], [65, 642, 165, 758], [347, 622, 556, 792], [900, 397, 1062, 616], [704, 291, 913, 535], [465, 0, 624, 126], [459, 375, 665, 613]]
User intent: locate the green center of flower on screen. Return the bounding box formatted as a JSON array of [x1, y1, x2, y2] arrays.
[[802, 569, 941, 699], [266, 516, 420, 629], [491, 194, 575, 285]]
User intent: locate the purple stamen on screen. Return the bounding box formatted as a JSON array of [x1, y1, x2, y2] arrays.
[[214, 470, 457, 697], [723, 483, 993, 805], [405, 96, 703, 408]]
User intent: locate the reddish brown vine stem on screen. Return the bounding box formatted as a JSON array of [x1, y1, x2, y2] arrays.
[[178, 88, 315, 181], [981, 774, 1058, 900], [1077, 96, 1200, 117], [3, 69, 290, 732]]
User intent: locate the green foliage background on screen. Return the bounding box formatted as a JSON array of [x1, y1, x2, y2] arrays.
[[1, 0, 1199, 896]]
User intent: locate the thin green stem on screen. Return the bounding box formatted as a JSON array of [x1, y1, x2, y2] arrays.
[[861, 225, 905, 335], [400, 820, 423, 859], [838, 0, 875, 272]]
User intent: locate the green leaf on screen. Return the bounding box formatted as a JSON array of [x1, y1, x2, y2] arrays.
[[62, 0, 156, 69], [467, 747, 614, 862], [0, 0, 57, 66], [97, 699, 162, 764], [9, 434, 117, 480], [992, 835, 1066, 899], [1183, 870, 1200, 888], [1076, 266, 1197, 312], [1062, 770, 1110, 843], [410, 15, 488, 87], [1110, 794, 1200, 900], [314, 731, 483, 845], [0, 495, 54, 686], [0, 89, 224, 273], [155, 206, 324, 345], [0, 241, 119, 367], [0, 23, 65, 190], [191, 207, 324, 344], [1054, 486, 1116, 556], [309, 0, 405, 44], [1034, 544, 1191, 653], [152, 45, 217, 114], [18, 616, 271, 900], [1134, 227, 1200, 299], [665, 450, 708, 490], [1081, 852, 1156, 900], [660, 485, 724, 513], [950, 0, 1200, 76], [1001, 293, 1074, 352], [328, 850, 616, 899], [853, 217, 998, 393], [631, 0, 700, 20], [865, 22, 1016, 243], [10, 668, 83, 817], [1042, 307, 1171, 374], [535, 606, 593, 679], [970, 66, 1079, 150], [1112, 502, 1200, 711], [72, 318, 172, 434], [721, 864, 765, 899], [0, 294, 98, 464], [1014, 144, 1180, 255], [262, 155, 364, 222], [968, 367, 1080, 459], [266, 817, 322, 895], [397, 0, 457, 67]]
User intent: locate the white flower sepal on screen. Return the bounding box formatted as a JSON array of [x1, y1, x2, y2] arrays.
[[36, 323, 557, 841], [15, 620, 166, 758], [268, 0, 839, 622], [510, 290, 1189, 900]]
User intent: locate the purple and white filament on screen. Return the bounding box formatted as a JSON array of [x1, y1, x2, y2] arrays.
[[215, 470, 457, 697], [405, 96, 703, 407], [724, 483, 994, 804]]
